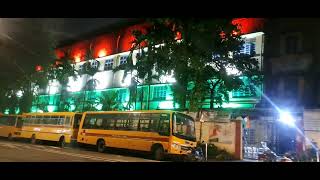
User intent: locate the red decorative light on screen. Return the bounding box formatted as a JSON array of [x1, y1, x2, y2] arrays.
[[119, 23, 149, 52], [55, 49, 65, 59], [93, 34, 115, 58], [231, 18, 265, 34], [175, 31, 182, 40], [220, 31, 226, 39], [98, 49, 107, 58], [74, 53, 81, 63], [70, 41, 89, 62], [232, 30, 239, 36], [35, 65, 43, 72]]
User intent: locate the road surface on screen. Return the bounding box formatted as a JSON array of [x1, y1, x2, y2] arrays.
[[0, 138, 158, 162]]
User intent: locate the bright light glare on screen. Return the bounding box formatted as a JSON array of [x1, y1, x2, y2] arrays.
[[279, 111, 296, 127], [16, 90, 23, 98], [47, 80, 59, 95], [120, 74, 132, 87], [159, 73, 176, 83], [159, 101, 174, 109], [226, 65, 240, 75], [67, 76, 82, 92], [47, 105, 55, 112]]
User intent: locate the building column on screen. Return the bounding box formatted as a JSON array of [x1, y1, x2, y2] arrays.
[[234, 120, 243, 160]]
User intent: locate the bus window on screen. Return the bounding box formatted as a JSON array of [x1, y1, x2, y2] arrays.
[[0, 116, 16, 126], [128, 113, 139, 131], [158, 114, 170, 136], [49, 116, 59, 125], [95, 118, 103, 129], [139, 113, 150, 132], [57, 116, 64, 125], [65, 116, 71, 126], [115, 114, 129, 130], [7, 116, 16, 126], [83, 115, 97, 129], [37, 116, 44, 124], [104, 115, 116, 130], [149, 113, 160, 132]]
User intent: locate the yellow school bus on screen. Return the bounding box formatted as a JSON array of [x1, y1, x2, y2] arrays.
[[77, 110, 196, 160], [0, 114, 23, 140], [20, 112, 83, 147]]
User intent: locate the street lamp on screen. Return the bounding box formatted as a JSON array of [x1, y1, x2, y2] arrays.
[[279, 111, 296, 127]]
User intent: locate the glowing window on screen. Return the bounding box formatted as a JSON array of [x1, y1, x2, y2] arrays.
[[104, 59, 114, 71], [120, 56, 128, 65], [153, 86, 167, 101]]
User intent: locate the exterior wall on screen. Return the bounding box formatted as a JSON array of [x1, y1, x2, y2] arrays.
[[304, 109, 320, 149], [190, 111, 242, 160], [264, 18, 320, 108], [33, 31, 265, 112]]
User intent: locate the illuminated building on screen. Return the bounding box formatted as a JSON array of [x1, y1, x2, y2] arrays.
[[31, 18, 265, 113]]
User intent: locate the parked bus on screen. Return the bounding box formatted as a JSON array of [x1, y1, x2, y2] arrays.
[[0, 114, 23, 140], [77, 110, 196, 160], [20, 112, 83, 147]]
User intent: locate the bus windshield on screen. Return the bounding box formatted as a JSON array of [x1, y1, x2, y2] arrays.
[[173, 113, 196, 142]]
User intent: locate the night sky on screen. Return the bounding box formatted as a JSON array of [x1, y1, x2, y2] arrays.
[[0, 18, 136, 86]]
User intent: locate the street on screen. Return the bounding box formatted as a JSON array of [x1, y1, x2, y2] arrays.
[[0, 138, 158, 162]]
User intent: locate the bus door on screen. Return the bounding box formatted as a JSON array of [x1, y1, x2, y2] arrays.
[[72, 114, 82, 140]]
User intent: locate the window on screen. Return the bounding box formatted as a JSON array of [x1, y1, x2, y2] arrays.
[[128, 113, 140, 131], [78, 64, 83, 72], [139, 113, 151, 132], [173, 113, 196, 141], [120, 56, 128, 65], [96, 118, 103, 129], [91, 60, 99, 69], [158, 114, 170, 135], [149, 113, 160, 132], [105, 119, 116, 130], [45, 116, 58, 125], [0, 116, 15, 126], [240, 42, 255, 55], [65, 116, 71, 126], [23, 116, 33, 125], [153, 86, 167, 100], [117, 89, 128, 102], [83, 116, 97, 129], [285, 35, 298, 54], [57, 116, 65, 125], [232, 85, 254, 98], [114, 114, 129, 130], [104, 59, 114, 71]]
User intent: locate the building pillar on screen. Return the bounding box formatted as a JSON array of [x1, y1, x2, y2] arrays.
[[234, 120, 243, 160]]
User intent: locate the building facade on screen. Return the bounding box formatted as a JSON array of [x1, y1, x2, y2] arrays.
[[31, 18, 265, 113]]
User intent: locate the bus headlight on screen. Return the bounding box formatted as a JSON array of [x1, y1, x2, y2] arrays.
[[171, 143, 180, 150]]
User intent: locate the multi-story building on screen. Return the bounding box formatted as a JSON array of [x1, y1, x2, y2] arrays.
[[263, 18, 320, 153], [31, 18, 265, 113]]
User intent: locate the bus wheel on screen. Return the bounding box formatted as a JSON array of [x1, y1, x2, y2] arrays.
[[8, 133, 13, 141], [153, 146, 164, 161], [97, 139, 106, 153], [31, 135, 36, 144], [58, 137, 65, 148]]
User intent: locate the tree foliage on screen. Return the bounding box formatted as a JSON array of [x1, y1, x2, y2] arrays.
[[116, 18, 262, 111]]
